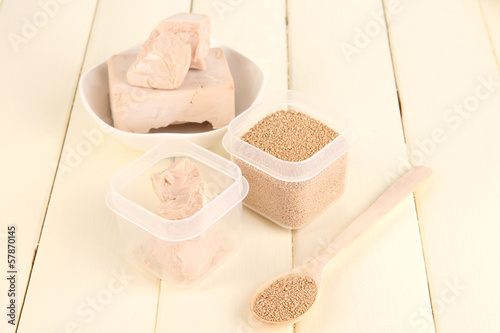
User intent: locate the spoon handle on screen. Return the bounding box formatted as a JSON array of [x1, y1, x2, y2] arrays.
[[311, 166, 432, 274]]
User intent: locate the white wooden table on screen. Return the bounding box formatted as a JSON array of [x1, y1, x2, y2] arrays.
[[2, 0, 500, 332]]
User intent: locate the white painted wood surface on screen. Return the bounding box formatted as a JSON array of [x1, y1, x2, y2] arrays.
[[385, 0, 500, 332], [15, 1, 190, 332], [0, 1, 98, 333], [288, 1, 434, 332], [1, 0, 499, 332]]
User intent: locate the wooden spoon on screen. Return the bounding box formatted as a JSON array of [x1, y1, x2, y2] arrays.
[[250, 166, 433, 325]]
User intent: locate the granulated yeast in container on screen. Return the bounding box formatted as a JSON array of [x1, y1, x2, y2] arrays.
[[239, 110, 346, 228], [241, 110, 338, 162], [235, 157, 347, 228], [223, 90, 353, 229]]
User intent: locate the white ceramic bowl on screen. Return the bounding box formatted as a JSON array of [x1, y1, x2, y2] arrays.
[[79, 40, 266, 151]]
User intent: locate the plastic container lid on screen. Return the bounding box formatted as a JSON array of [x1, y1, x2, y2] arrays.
[[223, 90, 354, 182], [106, 139, 249, 242]]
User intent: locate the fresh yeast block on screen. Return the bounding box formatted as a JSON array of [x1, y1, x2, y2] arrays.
[[108, 48, 235, 133], [159, 13, 210, 70], [127, 29, 191, 89]]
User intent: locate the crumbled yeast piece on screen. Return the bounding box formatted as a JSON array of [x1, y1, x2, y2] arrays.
[[146, 158, 224, 283], [127, 29, 191, 90], [150, 158, 202, 202], [158, 13, 210, 70], [151, 158, 204, 220]]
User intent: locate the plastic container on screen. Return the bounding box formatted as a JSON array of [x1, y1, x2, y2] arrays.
[[223, 90, 353, 229], [106, 140, 248, 287]]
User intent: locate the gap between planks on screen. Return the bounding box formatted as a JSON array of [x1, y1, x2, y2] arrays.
[[285, 0, 291, 89], [153, 280, 162, 333], [380, 0, 406, 138], [286, 2, 298, 332], [477, 0, 500, 74], [380, 0, 439, 331], [411, 192, 438, 331], [285, 0, 294, 271], [14, 245, 38, 333], [14, 1, 102, 331]]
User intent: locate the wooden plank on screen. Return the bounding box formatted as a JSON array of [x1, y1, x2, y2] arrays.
[[153, 1, 293, 332], [16, 1, 191, 332], [287, 0, 435, 332], [0, 1, 98, 333], [200, 0, 288, 93], [385, 0, 500, 332], [479, 0, 500, 69]]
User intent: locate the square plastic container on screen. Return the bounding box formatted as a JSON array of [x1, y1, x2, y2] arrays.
[[106, 140, 249, 287], [223, 90, 353, 229]]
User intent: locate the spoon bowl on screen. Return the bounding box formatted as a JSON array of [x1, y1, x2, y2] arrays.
[[250, 270, 320, 325]]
